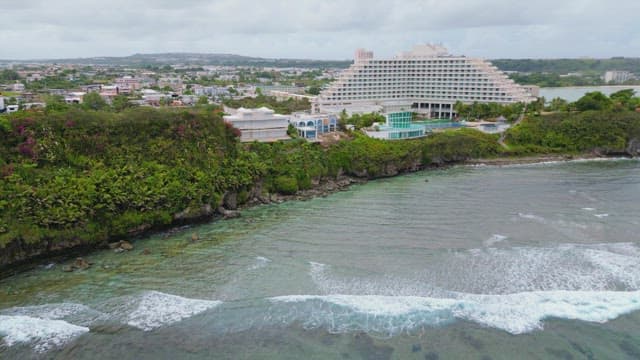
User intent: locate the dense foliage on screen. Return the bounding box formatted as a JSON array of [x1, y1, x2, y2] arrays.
[[0, 108, 259, 257], [454, 101, 525, 121], [223, 94, 311, 114], [504, 111, 640, 154], [1, 98, 639, 266], [508, 72, 607, 87], [492, 58, 640, 75]]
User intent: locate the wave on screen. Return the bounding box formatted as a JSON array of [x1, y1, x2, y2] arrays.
[[248, 256, 271, 270], [0, 315, 89, 353], [309, 243, 640, 295], [270, 290, 640, 335], [0, 292, 222, 353], [122, 291, 221, 331], [483, 234, 508, 247], [495, 157, 638, 168]]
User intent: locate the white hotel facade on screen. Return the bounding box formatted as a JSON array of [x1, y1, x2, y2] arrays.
[[314, 44, 536, 118]]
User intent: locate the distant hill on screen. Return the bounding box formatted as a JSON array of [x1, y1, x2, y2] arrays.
[[491, 58, 640, 74], [0, 53, 353, 68]]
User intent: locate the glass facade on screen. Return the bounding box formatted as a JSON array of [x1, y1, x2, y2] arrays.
[[386, 112, 412, 128]]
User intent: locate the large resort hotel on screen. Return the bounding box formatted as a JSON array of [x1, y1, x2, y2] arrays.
[[313, 44, 537, 117]]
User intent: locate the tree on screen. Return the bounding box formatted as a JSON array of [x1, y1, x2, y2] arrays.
[[609, 89, 636, 110], [197, 96, 209, 106], [306, 86, 321, 95], [112, 94, 134, 112], [0, 69, 20, 82], [44, 95, 69, 113], [547, 97, 568, 112], [573, 91, 613, 112], [82, 92, 108, 111]]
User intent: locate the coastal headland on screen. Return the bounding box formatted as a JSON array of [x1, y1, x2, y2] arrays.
[[0, 106, 639, 273]]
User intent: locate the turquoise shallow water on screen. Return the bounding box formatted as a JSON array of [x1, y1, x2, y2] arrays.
[[1, 158, 640, 359]]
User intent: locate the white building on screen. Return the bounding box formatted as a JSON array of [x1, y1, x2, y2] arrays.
[[65, 92, 86, 104], [223, 107, 290, 142], [603, 70, 636, 84], [315, 44, 536, 117], [11, 83, 25, 92]]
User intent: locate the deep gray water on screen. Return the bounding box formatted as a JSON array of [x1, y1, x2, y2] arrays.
[[1, 159, 640, 359]]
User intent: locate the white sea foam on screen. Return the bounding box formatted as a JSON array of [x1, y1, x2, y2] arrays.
[[0, 315, 89, 353], [498, 157, 638, 169], [594, 213, 609, 218], [483, 234, 508, 247], [517, 213, 546, 222], [270, 290, 640, 335], [248, 256, 271, 270], [0, 303, 104, 326], [582, 207, 596, 211], [125, 291, 221, 331]]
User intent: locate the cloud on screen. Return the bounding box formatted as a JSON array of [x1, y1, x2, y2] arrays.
[[0, 0, 638, 59]]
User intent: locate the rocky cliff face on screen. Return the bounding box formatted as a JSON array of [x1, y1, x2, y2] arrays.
[[626, 138, 640, 156]]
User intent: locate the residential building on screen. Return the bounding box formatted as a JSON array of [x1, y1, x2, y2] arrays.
[[115, 76, 141, 93], [193, 86, 230, 97], [315, 44, 535, 117], [603, 70, 636, 84], [80, 84, 102, 93], [223, 107, 290, 142], [100, 86, 119, 97], [11, 83, 25, 92], [64, 92, 86, 104], [290, 113, 339, 140], [364, 111, 427, 140]]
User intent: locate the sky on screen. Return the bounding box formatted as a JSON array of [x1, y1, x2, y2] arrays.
[[1, 0, 639, 60]]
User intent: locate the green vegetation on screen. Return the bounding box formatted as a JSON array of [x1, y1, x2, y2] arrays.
[[1, 89, 639, 267], [0, 69, 20, 82], [454, 101, 525, 121], [338, 111, 385, 130], [493, 58, 640, 75], [493, 58, 640, 87], [223, 94, 311, 114], [508, 72, 607, 87], [505, 111, 640, 154]]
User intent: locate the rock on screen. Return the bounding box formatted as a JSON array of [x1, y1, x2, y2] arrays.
[[626, 138, 640, 156], [218, 206, 241, 219], [223, 192, 238, 210], [62, 265, 74, 272], [142, 248, 151, 255], [424, 178, 429, 182], [108, 242, 121, 249], [191, 233, 199, 242], [173, 204, 214, 221], [73, 257, 90, 270], [119, 241, 134, 251], [113, 248, 125, 253], [127, 223, 151, 235]]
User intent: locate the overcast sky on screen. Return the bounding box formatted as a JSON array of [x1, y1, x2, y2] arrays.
[[1, 0, 639, 60]]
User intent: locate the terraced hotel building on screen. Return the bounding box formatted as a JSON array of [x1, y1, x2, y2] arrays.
[[314, 45, 536, 118]]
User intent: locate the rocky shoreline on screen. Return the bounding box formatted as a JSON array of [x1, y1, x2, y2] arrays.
[[1, 153, 636, 278]]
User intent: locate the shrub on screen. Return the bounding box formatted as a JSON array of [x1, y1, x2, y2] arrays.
[[273, 176, 299, 195]]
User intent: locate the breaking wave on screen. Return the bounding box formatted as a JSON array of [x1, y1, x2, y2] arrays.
[[270, 290, 640, 335], [0, 315, 89, 353]]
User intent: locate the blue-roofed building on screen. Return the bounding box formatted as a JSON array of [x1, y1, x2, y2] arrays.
[[291, 114, 338, 140]]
